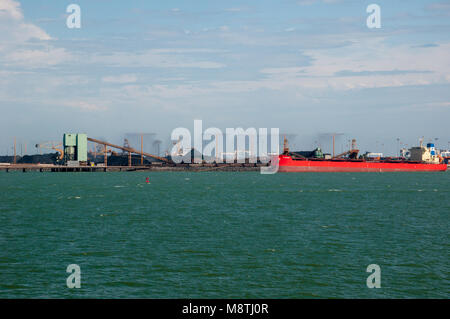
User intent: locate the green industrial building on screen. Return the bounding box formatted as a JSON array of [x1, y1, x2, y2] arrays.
[[63, 133, 87, 163]]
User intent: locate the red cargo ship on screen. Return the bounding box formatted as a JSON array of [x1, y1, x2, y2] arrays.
[[278, 138, 447, 172]]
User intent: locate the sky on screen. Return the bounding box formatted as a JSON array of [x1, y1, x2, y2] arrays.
[[0, 0, 449, 156]]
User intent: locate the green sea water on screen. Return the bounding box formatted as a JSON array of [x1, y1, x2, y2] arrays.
[[0, 171, 449, 298]]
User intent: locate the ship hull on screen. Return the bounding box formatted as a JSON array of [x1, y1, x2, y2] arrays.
[[278, 156, 448, 172]]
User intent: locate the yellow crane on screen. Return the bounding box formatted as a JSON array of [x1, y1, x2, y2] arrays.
[[35, 141, 64, 160], [333, 139, 359, 159]]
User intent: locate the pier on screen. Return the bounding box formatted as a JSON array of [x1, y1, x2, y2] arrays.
[[0, 163, 267, 173]]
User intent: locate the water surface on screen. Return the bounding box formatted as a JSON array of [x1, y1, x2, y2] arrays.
[[0, 171, 448, 298]]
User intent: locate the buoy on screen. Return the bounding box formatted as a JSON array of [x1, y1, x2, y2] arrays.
[[145, 177, 150, 183]]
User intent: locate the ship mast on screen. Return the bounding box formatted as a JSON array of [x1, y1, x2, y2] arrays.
[[283, 136, 289, 154]]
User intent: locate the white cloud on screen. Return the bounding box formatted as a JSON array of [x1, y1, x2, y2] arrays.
[[0, 0, 23, 20], [4, 48, 72, 67], [0, 0, 51, 43], [150, 48, 223, 54], [98, 38, 450, 104], [62, 101, 108, 112], [260, 67, 304, 75], [2, 2, 219, 70], [425, 101, 450, 108], [297, 0, 341, 5], [225, 8, 244, 12], [102, 74, 138, 84], [1, 0, 448, 120], [0, 0, 71, 67], [426, 2, 450, 11], [258, 38, 450, 90], [89, 49, 225, 69]]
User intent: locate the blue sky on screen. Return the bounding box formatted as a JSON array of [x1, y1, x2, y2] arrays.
[[0, 0, 449, 155]]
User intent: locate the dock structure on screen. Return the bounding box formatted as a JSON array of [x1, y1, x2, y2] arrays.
[[0, 163, 266, 173]]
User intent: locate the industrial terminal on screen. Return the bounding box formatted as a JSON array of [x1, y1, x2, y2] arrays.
[[0, 134, 448, 172], [0, 133, 270, 172]]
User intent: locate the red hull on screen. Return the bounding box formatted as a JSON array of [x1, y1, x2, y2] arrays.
[[278, 156, 448, 172]]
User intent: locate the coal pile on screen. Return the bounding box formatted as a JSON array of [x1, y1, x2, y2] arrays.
[[0, 153, 59, 164], [90, 154, 154, 166]]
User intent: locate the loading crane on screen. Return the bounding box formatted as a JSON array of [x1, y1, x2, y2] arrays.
[[35, 141, 64, 160], [87, 137, 170, 167], [333, 139, 359, 159]]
